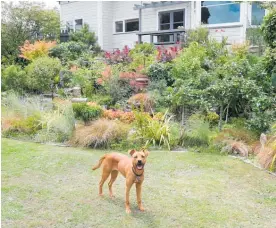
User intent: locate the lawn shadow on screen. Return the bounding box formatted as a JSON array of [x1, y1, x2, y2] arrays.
[[103, 195, 158, 226]]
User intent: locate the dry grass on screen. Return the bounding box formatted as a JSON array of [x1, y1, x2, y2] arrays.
[[70, 118, 130, 148], [222, 140, 250, 157], [255, 136, 276, 171]]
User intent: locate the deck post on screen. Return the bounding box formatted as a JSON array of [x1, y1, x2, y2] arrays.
[[150, 35, 153, 43], [138, 34, 142, 44]]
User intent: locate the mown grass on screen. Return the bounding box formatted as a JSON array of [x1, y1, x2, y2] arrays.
[[2, 138, 276, 228]]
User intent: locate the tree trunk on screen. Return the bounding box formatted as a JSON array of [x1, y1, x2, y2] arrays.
[[181, 105, 185, 126], [218, 105, 223, 131], [225, 104, 230, 124]]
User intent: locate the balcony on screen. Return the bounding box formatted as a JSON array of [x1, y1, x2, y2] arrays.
[[137, 28, 186, 45]]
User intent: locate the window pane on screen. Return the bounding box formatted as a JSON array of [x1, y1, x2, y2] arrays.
[[115, 21, 123, 32], [160, 13, 170, 23], [173, 22, 184, 29], [201, 3, 240, 24], [174, 11, 183, 22], [202, 1, 232, 7], [160, 24, 170, 30], [75, 19, 83, 25], [251, 3, 265, 25], [126, 19, 139, 32], [158, 35, 171, 42]]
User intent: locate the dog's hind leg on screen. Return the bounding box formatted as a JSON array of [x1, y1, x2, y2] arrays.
[[108, 170, 118, 198], [99, 167, 111, 196]]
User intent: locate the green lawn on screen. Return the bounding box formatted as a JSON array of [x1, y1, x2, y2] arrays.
[[2, 138, 276, 228]]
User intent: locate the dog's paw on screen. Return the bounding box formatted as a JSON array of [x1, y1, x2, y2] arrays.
[[126, 208, 131, 214], [139, 206, 145, 212], [99, 193, 104, 197], [109, 194, 115, 199]]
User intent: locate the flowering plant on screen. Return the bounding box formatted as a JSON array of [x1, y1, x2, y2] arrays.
[[104, 46, 132, 64], [156, 45, 182, 62]]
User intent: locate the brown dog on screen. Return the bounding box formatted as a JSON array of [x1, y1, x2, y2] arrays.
[[92, 149, 149, 213]]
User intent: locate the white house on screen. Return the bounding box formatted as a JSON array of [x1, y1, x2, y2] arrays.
[[59, 1, 266, 51]]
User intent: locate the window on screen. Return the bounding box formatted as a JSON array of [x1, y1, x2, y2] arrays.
[[75, 19, 83, 31], [201, 1, 240, 25], [159, 10, 185, 42], [251, 3, 265, 25], [159, 10, 185, 30], [115, 21, 123, 33], [125, 19, 139, 32]]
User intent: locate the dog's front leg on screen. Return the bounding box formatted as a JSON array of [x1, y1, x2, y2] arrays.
[[125, 181, 133, 214], [136, 182, 145, 211]]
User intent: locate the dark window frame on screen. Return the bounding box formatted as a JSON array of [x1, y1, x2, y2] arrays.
[[125, 18, 139, 32], [75, 19, 83, 31], [159, 9, 186, 31], [115, 21, 123, 33]]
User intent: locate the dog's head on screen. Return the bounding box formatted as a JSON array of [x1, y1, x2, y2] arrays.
[[128, 149, 149, 170]]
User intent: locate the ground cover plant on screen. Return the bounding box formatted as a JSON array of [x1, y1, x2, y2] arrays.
[[2, 139, 276, 227]]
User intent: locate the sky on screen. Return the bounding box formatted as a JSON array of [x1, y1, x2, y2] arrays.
[[3, 0, 60, 9]]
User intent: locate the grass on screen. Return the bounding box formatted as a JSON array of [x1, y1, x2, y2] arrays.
[[2, 138, 276, 228]]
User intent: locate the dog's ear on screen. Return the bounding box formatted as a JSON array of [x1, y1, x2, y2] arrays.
[[142, 149, 150, 157], [128, 149, 136, 156]]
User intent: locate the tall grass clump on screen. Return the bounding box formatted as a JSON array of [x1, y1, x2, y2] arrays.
[[133, 110, 173, 150], [35, 101, 75, 142], [71, 119, 130, 148], [181, 115, 212, 147]]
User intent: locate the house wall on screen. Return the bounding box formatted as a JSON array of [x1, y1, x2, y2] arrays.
[[111, 1, 140, 50], [60, 1, 98, 34], [59, 1, 260, 50]]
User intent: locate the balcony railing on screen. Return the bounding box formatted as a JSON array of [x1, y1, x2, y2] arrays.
[[137, 28, 186, 45]]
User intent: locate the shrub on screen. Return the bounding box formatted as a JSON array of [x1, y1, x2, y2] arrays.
[[129, 43, 157, 70], [103, 110, 135, 123], [69, 24, 100, 53], [156, 45, 182, 62], [49, 41, 88, 64], [214, 128, 257, 145], [132, 110, 173, 150], [72, 103, 103, 124], [261, 8, 276, 48], [181, 115, 212, 147], [26, 56, 62, 94], [104, 46, 131, 64], [2, 65, 27, 92], [186, 27, 209, 46], [19, 40, 56, 61], [3, 113, 42, 136], [71, 119, 130, 148], [147, 62, 174, 86], [108, 77, 134, 105], [128, 93, 154, 112]]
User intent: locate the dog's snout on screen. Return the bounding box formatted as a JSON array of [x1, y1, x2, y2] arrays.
[[138, 160, 142, 163]]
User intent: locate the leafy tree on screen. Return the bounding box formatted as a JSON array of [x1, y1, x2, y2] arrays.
[[26, 57, 61, 98], [49, 41, 87, 65], [2, 65, 27, 92], [1, 2, 60, 64], [19, 40, 56, 61], [69, 24, 101, 52], [261, 8, 276, 49], [129, 43, 157, 70]]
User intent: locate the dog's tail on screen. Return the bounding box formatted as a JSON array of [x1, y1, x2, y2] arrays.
[[92, 155, 106, 170]]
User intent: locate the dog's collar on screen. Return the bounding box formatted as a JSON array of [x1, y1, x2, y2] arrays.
[[132, 166, 144, 176]]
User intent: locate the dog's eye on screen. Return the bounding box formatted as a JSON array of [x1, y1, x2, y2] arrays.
[[134, 156, 138, 158], [142, 155, 145, 158]]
